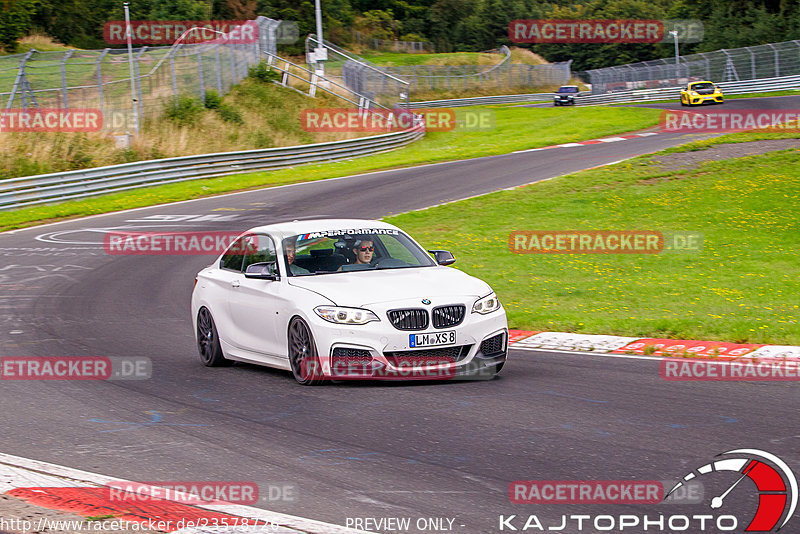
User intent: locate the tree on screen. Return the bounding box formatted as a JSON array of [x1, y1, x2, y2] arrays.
[[0, 0, 37, 51]]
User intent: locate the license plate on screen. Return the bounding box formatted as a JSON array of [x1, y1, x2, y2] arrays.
[[409, 330, 456, 348]]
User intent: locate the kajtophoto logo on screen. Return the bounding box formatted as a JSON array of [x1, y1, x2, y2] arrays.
[[499, 449, 797, 532], [666, 449, 797, 532]]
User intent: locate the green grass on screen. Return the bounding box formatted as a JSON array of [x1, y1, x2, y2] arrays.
[[0, 106, 660, 231], [384, 137, 800, 345], [725, 89, 800, 100], [661, 130, 800, 153]]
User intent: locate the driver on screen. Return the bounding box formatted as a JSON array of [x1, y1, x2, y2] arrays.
[[352, 238, 374, 265]]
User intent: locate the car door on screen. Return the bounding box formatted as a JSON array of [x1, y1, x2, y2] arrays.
[[228, 233, 292, 359], [207, 235, 250, 348]]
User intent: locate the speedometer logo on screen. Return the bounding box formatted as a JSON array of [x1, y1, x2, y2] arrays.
[[666, 449, 798, 531]]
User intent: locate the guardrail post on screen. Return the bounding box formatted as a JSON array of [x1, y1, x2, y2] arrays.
[[60, 50, 74, 108], [282, 61, 290, 86], [96, 49, 109, 110]]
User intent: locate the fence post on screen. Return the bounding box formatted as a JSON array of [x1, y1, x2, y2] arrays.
[[230, 44, 237, 88], [747, 47, 756, 79], [60, 50, 74, 108], [197, 49, 205, 101], [215, 45, 223, 93], [134, 47, 147, 121], [170, 47, 179, 102], [768, 43, 779, 77], [96, 49, 109, 111], [7, 50, 35, 110]]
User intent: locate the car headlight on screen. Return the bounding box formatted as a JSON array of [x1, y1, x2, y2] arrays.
[[472, 293, 501, 314], [314, 306, 379, 325]]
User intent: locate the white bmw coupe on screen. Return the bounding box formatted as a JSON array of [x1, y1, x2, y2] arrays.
[[191, 219, 508, 385]]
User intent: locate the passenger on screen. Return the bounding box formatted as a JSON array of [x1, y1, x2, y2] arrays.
[[284, 239, 309, 275]]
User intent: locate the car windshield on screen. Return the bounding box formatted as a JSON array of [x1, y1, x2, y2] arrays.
[[691, 83, 714, 91], [557, 86, 578, 93], [283, 228, 437, 276]]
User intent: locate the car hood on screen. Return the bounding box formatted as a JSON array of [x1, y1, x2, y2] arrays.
[[287, 266, 493, 307]]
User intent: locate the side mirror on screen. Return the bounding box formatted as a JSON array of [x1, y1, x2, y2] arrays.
[[428, 249, 455, 266], [244, 261, 279, 280]]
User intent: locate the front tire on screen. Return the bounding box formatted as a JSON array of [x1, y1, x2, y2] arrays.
[[288, 317, 323, 385], [196, 307, 232, 367]]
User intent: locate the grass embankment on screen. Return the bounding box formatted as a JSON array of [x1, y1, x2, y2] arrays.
[[361, 47, 587, 100], [0, 76, 360, 180], [385, 132, 800, 345], [362, 47, 547, 67], [0, 106, 660, 231]]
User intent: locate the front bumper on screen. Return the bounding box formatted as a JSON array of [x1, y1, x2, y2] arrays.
[[306, 302, 508, 381], [689, 94, 723, 104]]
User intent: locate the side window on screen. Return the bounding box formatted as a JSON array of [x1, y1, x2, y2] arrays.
[[242, 234, 277, 273], [220, 236, 247, 272]]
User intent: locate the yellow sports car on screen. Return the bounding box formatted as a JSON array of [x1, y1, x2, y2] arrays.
[[680, 81, 724, 106]]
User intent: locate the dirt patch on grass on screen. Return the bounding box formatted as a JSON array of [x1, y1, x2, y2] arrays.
[[650, 139, 800, 171]]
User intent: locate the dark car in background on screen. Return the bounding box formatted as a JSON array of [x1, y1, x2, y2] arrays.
[[554, 85, 579, 106]]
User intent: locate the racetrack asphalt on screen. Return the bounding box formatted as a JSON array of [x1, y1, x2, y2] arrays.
[[0, 101, 798, 533]]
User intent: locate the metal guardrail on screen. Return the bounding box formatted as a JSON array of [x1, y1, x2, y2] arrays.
[[574, 74, 800, 106], [0, 124, 424, 211], [409, 93, 552, 108], [408, 73, 800, 108]]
